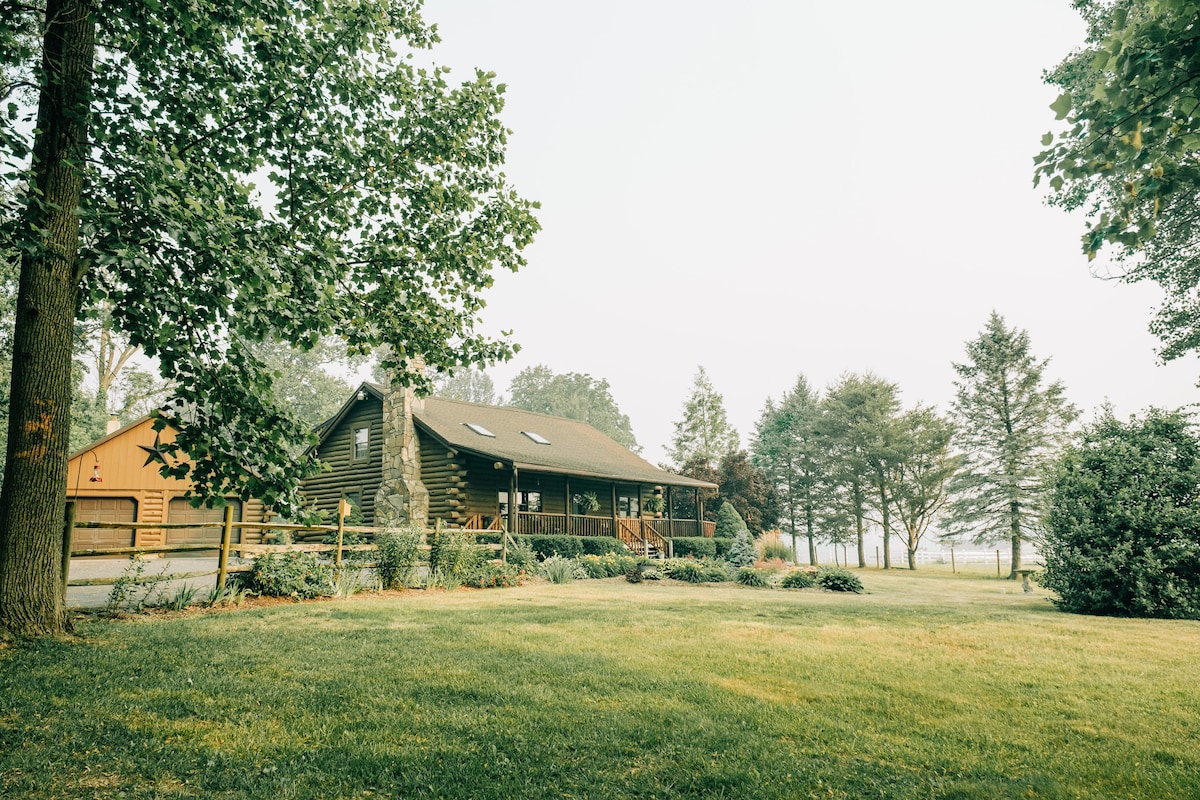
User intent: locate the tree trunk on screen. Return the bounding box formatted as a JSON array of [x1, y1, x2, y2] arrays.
[[853, 482, 866, 568], [0, 0, 95, 638], [804, 505, 817, 566], [1008, 499, 1021, 580], [878, 476, 892, 570]]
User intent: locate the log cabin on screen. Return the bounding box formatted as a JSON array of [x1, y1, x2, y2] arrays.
[[301, 382, 718, 555]]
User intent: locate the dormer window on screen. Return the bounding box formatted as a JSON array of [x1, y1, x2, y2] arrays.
[[522, 431, 551, 445], [464, 422, 495, 438]]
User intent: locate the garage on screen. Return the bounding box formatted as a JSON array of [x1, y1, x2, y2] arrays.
[[71, 498, 136, 552], [166, 498, 242, 547]]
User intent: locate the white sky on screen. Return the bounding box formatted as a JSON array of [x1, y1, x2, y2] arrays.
[[420, 0, 1200, 465]]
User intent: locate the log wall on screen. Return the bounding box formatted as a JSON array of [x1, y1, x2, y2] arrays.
[[301, 397, 384, 524]]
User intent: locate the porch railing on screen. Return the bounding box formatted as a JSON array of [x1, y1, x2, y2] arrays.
[[508, 513, 712, 542]]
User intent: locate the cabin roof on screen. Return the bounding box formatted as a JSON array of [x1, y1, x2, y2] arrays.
[[341, 383, 716, 489]]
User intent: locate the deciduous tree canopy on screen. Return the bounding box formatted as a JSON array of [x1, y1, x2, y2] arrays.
[[505, 365, 638, 452], [1037, 0, 1200, 360], [0, 0, 537, 636]]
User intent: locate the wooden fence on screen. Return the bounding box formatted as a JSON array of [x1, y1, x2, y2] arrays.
[[60, 501, 513, 602]]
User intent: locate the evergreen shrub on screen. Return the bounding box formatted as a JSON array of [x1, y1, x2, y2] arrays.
[[672, 537, 717, 559]]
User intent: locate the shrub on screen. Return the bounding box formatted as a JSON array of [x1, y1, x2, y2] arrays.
[[736, 567, 769, 587], [428, 528, 481, 589], [525, 535, 583, 559], [663, 559, 705, 583], [577, 553, 642, 578], [714, 501, 749, 538], [470, 561, 527, 589], [781, 570, 817, 589], [713, 537, 735, 559], [248, 551, 337, 599], [539, 554, 578, 584], [505, 537, 538, 571], [1042, 408, 1200, 619], [761, 541, 793, 562], [625, 567, 643, 583], [728, 529, 757, 568], [641, 567, 662, 580], [105, 554, 171, 613], [817, 567, 864, 593], [579, 536, 627, 556], [672, 537, 717, 559], [661, 558, 729, 583], [375, 525, 424, 589], [701, 560, 732, 582]]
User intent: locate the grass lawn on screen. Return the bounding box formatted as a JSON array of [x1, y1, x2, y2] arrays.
[[2, 568, 1198, 799]]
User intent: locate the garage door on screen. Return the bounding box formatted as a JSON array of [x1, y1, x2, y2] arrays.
[[72, 498, 136, 552], [167, 499, 242, 546]]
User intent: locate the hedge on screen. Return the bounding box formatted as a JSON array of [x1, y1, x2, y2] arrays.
[[473, 533, 626, 560]]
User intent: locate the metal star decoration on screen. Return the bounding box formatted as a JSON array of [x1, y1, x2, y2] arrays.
[[139, 431, 169, 467]]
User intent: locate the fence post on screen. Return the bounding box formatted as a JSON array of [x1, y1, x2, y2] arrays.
[[60, 501, 77, 606], [875, 546, 880, 569], [336, 498, 348, 568], [951, 546, 956, 574], [216, 505, 234, 592], [996, 549, 1001, 578]]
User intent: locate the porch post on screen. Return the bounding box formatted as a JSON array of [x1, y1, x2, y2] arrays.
[[610, 482, 618, 537], [508, 467, 519, 536], [695, 487, 703, 537], [565, 477, 572, 535]]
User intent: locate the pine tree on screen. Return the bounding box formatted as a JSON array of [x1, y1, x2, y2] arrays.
[[751, 375, 827, 565], [946, 312, 1079, 578], [668, 366, 739, 469]]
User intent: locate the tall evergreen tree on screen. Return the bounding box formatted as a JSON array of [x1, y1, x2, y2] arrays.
[[821, 373, 901, 568], [668, 366, 738, 469], [946, 312, 1079, 579], [751, 375, 827, 565]]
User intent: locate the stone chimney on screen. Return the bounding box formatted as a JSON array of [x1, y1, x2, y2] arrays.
[[373, 360, 430, 529]]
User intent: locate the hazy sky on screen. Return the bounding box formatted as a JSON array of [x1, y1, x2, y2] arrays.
[[419, 0, 1200, 465]]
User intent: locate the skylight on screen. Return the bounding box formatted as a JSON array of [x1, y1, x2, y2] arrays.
[[522, 431, 551, 445], [464, 422, 495, 438]]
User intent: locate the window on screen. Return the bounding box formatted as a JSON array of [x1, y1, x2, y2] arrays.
[[522, 431, 551, 445], [618, 494, 640, 518], [352, 426, 370, 460], [499, 491, 542, 515], [464, 422, 496, 437]]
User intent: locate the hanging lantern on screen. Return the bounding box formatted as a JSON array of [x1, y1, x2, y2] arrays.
[[89, 463, 102, 483]]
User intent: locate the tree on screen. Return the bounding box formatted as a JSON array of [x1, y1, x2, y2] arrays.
[[751, 376, 828, 565], [0, 2, 538, 637], [247, 337, 359, 429], [432, 368, 496, 405], [886, 406, 958, 570], [1042, 408, 1200, 619], [946, 313, 1079, 579], [667, 366, 738, 469], [1036, 1, 1200, 362], [821, 373, 901, 568], [714, 501, 748, 538], [713, 449, 777, 535], [505, 365, 638, 451]]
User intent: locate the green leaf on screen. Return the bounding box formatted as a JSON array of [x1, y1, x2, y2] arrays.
[[1050, 93, 1073, 121], [1041, 132, 1054, 147]]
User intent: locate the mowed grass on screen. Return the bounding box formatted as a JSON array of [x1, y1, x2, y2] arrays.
[[2, 570, 1198, 799]]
